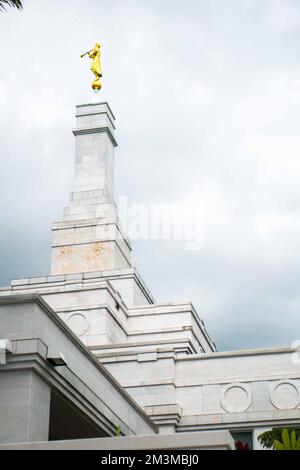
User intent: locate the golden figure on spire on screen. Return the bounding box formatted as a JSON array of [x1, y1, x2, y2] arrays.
[[81, 43, 102, 91]]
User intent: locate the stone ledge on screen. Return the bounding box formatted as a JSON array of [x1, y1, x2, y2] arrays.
[[76, 102, 116, 121], [0, 430, 235, 450], [72, 126, 117, 148], [177, 346, 297, 361], [145, 403, 183, 427]]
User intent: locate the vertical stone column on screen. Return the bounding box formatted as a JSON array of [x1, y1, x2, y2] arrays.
[[51, 102, 131, 275], [0, 370, 50, 443]]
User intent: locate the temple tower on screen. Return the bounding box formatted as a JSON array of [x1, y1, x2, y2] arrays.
[[51, 102, 132, 275]]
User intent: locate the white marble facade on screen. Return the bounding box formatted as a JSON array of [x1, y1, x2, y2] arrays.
[[1, 100, 300, 449]]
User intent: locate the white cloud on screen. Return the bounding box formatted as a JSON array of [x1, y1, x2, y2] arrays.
[[1, 0, 300, 350], [255, 211, 300, 234]]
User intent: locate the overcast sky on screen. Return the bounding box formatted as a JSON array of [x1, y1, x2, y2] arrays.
[[1, 0, 300, 351]]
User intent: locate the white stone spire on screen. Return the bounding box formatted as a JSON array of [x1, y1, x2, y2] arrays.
[[50, 102, 132, 275]]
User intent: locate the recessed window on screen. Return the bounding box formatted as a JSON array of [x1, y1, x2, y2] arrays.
[[231, 431, 253, 450]]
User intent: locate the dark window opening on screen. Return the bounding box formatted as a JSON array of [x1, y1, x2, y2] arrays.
[[231, 430, 253, 450], [49, 390, 108, 441]]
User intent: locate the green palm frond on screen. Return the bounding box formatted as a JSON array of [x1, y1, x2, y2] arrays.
[[0, 0, 23, 11], [291, 431, 297, 450], [258, 428, 300, 449], [281, 429, 291, 450], [274, 440, 285, 451], [274, 429, 300, 451]]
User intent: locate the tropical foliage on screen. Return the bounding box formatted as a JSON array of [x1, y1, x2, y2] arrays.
[[0, 0, 23, 11], [258, 428, 300, 450], [235, 440, 250, 451], [274, 429, 300, 451]]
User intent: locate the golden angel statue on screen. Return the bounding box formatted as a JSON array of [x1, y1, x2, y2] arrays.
[[81, 43, 102, 90]]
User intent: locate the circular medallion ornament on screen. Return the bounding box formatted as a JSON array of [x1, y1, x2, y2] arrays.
[[270, 381, 300, 410], [67, 312, 89, 337], [221, 383, 251, 413]]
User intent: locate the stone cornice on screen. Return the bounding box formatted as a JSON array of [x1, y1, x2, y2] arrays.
[[177, 346, 297, 361], [8, 268, 155, 305], [51, 219, 132, 251], [76, 102, 116, 120], [75, 111, 116, 129], [72, 126, 117, 147]]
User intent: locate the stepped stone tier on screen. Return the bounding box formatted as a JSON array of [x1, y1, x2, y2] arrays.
[[0, 100, 299, 449], [51, 102, 131, 276]]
